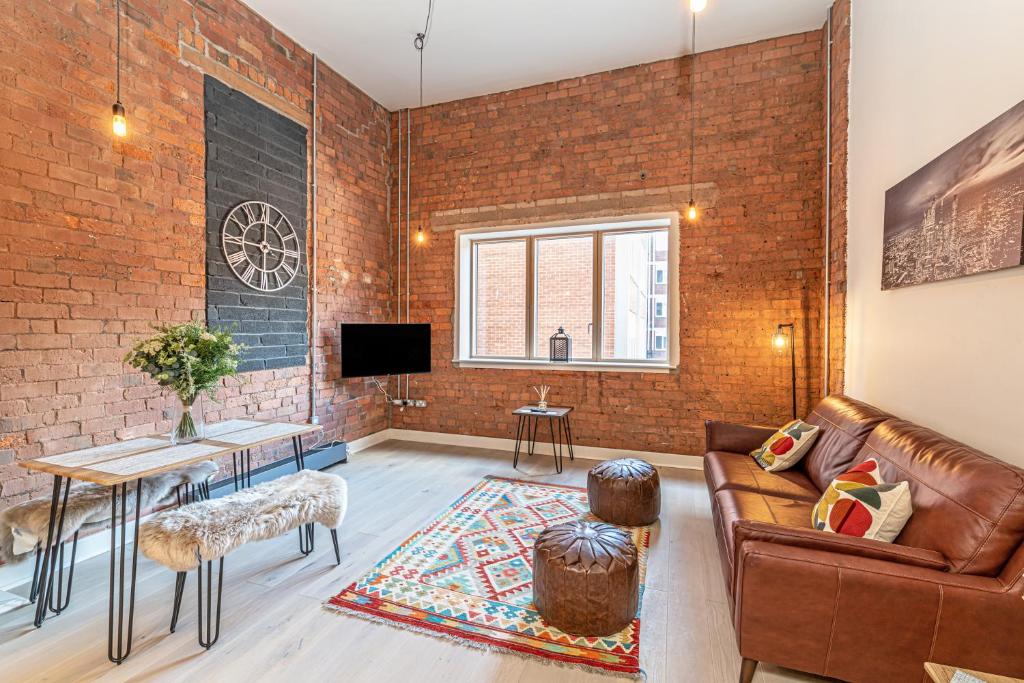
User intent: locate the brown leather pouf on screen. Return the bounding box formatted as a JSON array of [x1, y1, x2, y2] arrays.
[[532, 521, 639, 636], [588, 458, 661, 526]]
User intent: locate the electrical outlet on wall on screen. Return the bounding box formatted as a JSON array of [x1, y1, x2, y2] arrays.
[[391, 398, 428, 408]]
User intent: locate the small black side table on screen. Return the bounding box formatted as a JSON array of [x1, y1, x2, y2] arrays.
[[512, 405, 575, 474]]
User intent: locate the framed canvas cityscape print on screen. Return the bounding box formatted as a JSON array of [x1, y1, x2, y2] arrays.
[[882, 98, 1024, 290]]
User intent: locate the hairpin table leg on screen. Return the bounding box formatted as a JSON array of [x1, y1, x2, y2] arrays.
[[330, 528, 341, 565], [170, 571, 186, 633], [562, 415, 575, 461], [196, 558, 224, 650], [547, 418, 562, 474], [48, 531, 79, 615], [34, 475, 69, 628], [292, 435, 310, 552], [29, 544, 42, 603], [513, 414, 525, 469], [245, 449, 252, 488], [108, 479, 142, 664]]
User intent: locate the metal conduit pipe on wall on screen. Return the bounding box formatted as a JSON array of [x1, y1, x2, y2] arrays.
[[405, 107, 411, 401], [310, 55, 319, 424], [823, 7, 833, 397], [396, 108, 403, 400]]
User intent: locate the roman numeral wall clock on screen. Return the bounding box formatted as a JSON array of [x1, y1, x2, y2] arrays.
[[220, 200, 302, 292]]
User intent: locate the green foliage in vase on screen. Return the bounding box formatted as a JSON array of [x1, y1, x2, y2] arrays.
[[123, 322, 244, 405]]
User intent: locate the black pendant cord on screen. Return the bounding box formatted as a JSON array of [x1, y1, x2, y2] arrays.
[[115, 0, 121, 103], [689, 10, 697, 206], [413, 0, 434, 108]]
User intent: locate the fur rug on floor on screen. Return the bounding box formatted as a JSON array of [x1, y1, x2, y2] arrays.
[[0, 460, 218, 563], [139, 469, 347, 572]]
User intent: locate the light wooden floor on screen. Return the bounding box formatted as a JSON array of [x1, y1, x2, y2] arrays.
[[0, 441, 824, 682]]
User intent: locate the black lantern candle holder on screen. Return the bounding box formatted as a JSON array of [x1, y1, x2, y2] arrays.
[[549, 326, 571, 362]]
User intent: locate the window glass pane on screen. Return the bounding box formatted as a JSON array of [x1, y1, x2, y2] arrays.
[[473, 240, 526, 357], [601, 230, 669, 361], [534, 235, 593, 360]]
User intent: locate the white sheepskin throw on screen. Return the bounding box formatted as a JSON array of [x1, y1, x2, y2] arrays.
[[0, 460, 218, 564], [139, 470, 347, 572]]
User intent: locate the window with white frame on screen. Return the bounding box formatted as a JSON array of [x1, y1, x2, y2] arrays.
[[456, 216, 678, 368]]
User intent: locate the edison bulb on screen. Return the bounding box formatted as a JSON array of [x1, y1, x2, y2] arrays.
[[690, 0, 707, 12], [772, 332, 787, 350], [415, 227, 426, 245], [686, 200, 698, 222], [112, 102, 127, 138]]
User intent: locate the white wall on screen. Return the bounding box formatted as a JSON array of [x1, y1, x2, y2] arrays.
[[845, 1, 1024, 465]]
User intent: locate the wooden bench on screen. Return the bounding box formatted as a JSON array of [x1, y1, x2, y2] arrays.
[[138, 469, 347, 649]]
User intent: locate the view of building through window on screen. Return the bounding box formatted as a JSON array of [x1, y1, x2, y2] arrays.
[[473, 239, 526, 357], [534, 235, 593, 359], [601, 230, 669, 361], [466, 222, 670, 364]]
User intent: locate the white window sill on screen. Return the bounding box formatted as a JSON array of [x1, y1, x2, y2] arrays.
[[452, 358, 675, 373]]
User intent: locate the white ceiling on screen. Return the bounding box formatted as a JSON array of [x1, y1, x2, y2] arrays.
[[243, 0, 833, 111]]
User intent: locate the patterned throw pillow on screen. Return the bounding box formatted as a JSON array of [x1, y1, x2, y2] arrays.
[[749, 420, 820, 472], [812, 459, 914, 542], [812, 458, 884, 529]]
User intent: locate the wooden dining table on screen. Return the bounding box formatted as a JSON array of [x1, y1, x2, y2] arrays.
[[17, 418, 322, 664]]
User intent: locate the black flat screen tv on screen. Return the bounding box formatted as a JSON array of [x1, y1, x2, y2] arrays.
[[340, 323, 431, 378]]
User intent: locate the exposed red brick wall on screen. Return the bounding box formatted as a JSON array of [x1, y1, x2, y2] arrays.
[[825, 0, 850, 395], [392, 32, 826, 456], [0, 0, 391, 506]]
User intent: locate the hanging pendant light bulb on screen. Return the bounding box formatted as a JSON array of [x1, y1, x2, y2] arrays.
[[410, 0, 434, 250], [686, 4, 699, 222], [112, 102, 127, 137], [111, 0, 127, 137]]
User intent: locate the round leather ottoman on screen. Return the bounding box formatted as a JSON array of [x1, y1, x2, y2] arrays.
[[588, 458, 661, 526], [532, 520, 639, 636]]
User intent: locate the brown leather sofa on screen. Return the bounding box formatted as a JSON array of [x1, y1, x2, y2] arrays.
[[704, 395, 1024, 683]]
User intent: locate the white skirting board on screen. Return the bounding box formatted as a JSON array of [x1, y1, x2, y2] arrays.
[[0, 589, 29, 615], [351, 428, 703, 471]]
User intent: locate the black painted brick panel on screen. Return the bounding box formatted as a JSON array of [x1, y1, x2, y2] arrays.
[[203, 75, 308, 372]]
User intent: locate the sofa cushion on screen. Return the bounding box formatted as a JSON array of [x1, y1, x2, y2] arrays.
[[852, 419, 1024, 576], [802, 395, 891, 491], [712, 488, 816, 588], [704, 451, 820, 502]]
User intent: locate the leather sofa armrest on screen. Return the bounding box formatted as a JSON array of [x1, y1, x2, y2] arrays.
[[733, 541, 1022, 681], [704, 420, 777, 454], [732, 519, 950, 571]]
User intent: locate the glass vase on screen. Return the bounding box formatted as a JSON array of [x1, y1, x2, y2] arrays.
[[170, 395, 205, 445]]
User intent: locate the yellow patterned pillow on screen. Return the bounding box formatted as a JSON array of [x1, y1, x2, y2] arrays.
[[749, 420, 820, 472]]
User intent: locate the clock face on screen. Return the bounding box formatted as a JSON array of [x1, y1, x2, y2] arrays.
[[220, 201, 301, 292]]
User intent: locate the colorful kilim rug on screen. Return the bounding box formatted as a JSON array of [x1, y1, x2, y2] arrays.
[[326, 476, 651, 677]]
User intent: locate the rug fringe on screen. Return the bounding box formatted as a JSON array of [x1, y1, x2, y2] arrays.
[[322, 601, 644, 680]]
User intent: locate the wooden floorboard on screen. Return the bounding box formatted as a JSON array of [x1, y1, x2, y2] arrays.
[[0, 440, 825, 682]]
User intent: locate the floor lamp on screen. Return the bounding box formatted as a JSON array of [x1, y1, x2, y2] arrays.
[[772, 322, 797, 419]]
